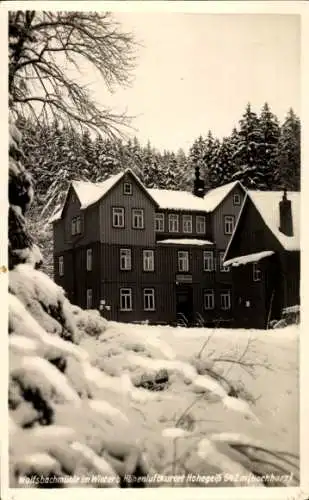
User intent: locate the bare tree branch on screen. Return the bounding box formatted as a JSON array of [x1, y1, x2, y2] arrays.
[[9, 10, 138, 137]]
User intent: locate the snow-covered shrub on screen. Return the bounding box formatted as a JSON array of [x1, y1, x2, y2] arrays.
[[72, 306, 108, 337]]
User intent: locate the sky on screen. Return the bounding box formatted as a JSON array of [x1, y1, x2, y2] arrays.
[[90, 12, 300, 153]]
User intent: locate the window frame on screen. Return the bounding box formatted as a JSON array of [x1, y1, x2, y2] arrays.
[[123, 182, 133, 195], [182, 215, 193, 234], [132, 208, 145, 229], [86, 248, 92, 271], [224, 215, 235, 235], [233, 193, 241, 206], [204, 289, 215, 310], [86, 288, 93, 309], [196, 215, 206, 234], [168, 213, 179, 233], [58, 256, 64, 276], [120, 288, 133, 311], [178, 250, 189, 272], [219, 251, 230, 272], [253, 262, 262, 282], [143, 288, 155, 311], [203, 251, 214, 272], [71, 218, 76, 236], [143, 249, 154, 272], [155, 213, 165, 232], [220, 290, 231, 310], [112, 207, 125, 228], [120, 248, 132, 271]]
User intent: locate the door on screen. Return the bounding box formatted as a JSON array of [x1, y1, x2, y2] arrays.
[[176, 285, 193, 325]]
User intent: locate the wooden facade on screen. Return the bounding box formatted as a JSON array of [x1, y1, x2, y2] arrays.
[[224, 192, 300, 329], [53, 170, 247, 326]]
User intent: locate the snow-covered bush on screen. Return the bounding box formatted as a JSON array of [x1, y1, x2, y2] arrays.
[[72, 306, 108, 338]]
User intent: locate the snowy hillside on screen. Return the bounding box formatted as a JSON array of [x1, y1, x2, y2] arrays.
[[9, 264, 299, 488]]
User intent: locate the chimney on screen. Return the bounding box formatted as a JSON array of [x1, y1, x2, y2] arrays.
[[193, 166, 205, 198], [279, 189, 293, 236]]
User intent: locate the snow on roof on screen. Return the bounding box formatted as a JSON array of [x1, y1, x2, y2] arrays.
[[203, 181, 241, 211], [157, 239, 214, 246], [149, 181, 242, 212], [72, 171, 124, 209], [49, 209, 62, 223], [52, 171, 243, 222], [148, 188, 207, 212], [248, 190, 300, 251], [224, 251, 274, 267]]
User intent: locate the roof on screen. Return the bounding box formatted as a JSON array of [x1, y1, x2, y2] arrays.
[[203, 181, 242, 212], [149, 181, 243, 212], [148, 188, 207, 212], [224, 251, 275, 267], [157, 239, 214, 246], [72, 172, 124, 209], [50, 170, 244, 223], [248, 190, 300, 251]]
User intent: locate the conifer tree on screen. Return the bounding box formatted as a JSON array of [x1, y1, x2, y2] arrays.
[[259, 102, 280, 189], [232, 103, 264, 188], [276, 108, 301, 191]]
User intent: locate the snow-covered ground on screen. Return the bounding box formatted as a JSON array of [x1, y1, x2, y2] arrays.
[[81, 321, 299, 463], [9, 266, 299, 488]]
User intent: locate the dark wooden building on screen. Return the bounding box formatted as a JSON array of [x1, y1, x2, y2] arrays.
[[223, 189, 300, 329], [52, 168, 246, 326]]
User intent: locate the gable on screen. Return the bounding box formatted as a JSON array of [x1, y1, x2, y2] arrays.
[[224, 195, 287, 262], [204, 181, 246, 213], [60, 184, 81, 220], [56, 169, 158, 222], [248, 190, 300, 251]]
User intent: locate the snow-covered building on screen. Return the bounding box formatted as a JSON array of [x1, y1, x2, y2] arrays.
[[223, 189, 300, 328], [51, 168, 246, 326]]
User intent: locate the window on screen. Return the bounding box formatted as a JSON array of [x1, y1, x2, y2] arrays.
[[183, 215, 192, 233], [58, 256, 64, 276], [224, 215, 235, 235], [155, 213, 165, 232], [219, 251, 229, 272], [120, 288, 132, 311], [132, 209, 144, 229], [71, 216, 81, 235], [71, 218, 76, 235], [178, 251, 189, 272], [220, 290, 231, 310], [86, 249, 92, 271], [169, 214, 179, 232], [203, 251, 214, 271], [143, 250, 154, 271], [123, 182, 132, 195], [143, 288, 155, 311], [86, 289, 93, 309], [253, 262, 261, 282], [120, 248, 132, 271], [233, 193, 241, 206], [112, 207, 125, 228], [204, 290, 215, 310], [76, 216, 81, 234], [196, 216, 206, 234]]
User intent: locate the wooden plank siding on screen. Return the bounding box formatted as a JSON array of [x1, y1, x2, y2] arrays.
[[53, 189, 101, 254], [211, 184, 246, 250], [52, 176, 251, 326], [98, 171, 157, 246], [226, 198, 283, 257], [54, 242, 101, 308]]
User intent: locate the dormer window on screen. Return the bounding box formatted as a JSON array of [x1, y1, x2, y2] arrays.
[[123, 182, 132, 195]]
